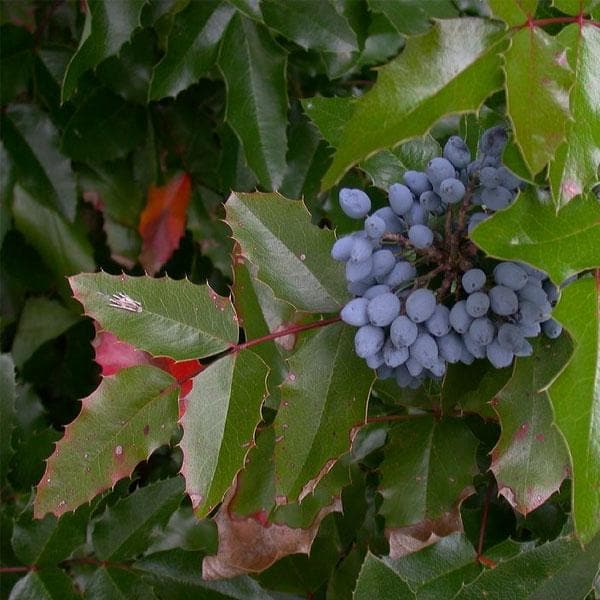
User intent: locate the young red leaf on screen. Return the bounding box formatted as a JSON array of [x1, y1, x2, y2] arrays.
[[138, 173, 192, 275]]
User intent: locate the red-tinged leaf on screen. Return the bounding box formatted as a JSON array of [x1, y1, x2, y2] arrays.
[[202, 489, 341, 580], [138, 173, 192, 275], [34, 365, 179, 518], [93, 329, 203, 401]]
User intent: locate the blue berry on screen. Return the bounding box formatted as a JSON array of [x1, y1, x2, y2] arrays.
[[437, 332, 463, 363], [426, 157, 455, 189], [466, 291, 490, 317], [489, 285, 519, 316], [542, 318, 562, 339], [383, 339, 409, 367], [486, 339, 513, 368], [425, 304, 451, 337], [388, 183, 414, 215], [367, 292, 401, 327], [354, 325, 385, 358], [390, 315, 418, 347], [449, 300, 473, 333], [371, 250, 396, 280], [339, 188, 371, 218], [403, 170, 432, 196], [482, 186, 513, 211], [462, 268, 486, 293], [363, 284, 391, 300], [340, 298, 369, 326], [478, 126, 507, 158], [346, 257, 373, 283], [364, 214, 386, 239], [443, 136, 471, 168], [410, 333, 438, 369], [385, 261, 416, 287], [408, 224, 434, 249], [468, 317, 495, 345], [405, 289, 437, 323], [494, 262, 528, 290], [438, 177, 465, 204]]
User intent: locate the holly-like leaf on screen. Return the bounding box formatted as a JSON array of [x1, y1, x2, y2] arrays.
[[9, 569, 78, 600], [274, 323, 373, 501], [490, 337, 572, 515], [548, 275, 600, 543], [379, 417, 478, 527], [12, 504, 90, 566], [2, 104, 77, 221], [69, 272, 238, 360], [503, 26, 573, 176], [321, 18, 505, 188], [12, 186, 95, 280], [138, 172, 192, 275], [471, 189, 600, 285], [148, 1, 235, 101], [226, 191, 347, 312], [367, 0, 459, 35], [260, 0, 358, 53], [92, 477, 184, 560], [302, 96, 354, 148], [85, 567, 159, 600], [488, 0, 537, 26], [354, 534, 481, 600], [0, 354, 16, 483], [179, 350, 268, 517], [456, 532, 600, 598], [549, 24, 600, 208], [202, 490, 340, 580], [12, 297, 79, 368], [62, 0, 146, 100], [218, 13, 288, 189], [34, 365, 179, 518]]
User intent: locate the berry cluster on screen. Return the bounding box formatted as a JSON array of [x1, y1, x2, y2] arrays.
[[332, 127, 563, 389]]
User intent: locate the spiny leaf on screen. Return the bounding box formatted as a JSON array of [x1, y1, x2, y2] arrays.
[[321, 18, 505, 188], [470, 189, 600, 285], [274, 323, 373, 501], [34, 365, 179, 518], [9, 569, 78, 600], [69, 272, 238, 361], [62, 0, 146, 100], [1, 104, 77, 221], [488, 0, 537, 26], [379, 417, 478, 527], [218, 13, 288, 189], [179, 351, 268, 517], [354, 553, 416, 599], [548, 275, 600, 543], [148, 1, 235, 101], [225, 191, 348, 312], [138, 172, 192, 275], [85, 567, 159, 600], [503, 26, 573, 175], [92, 477, 184, 560], [549, 24, 600, 208], [490, 337, 572, 515], [367, 0, 459, 35]]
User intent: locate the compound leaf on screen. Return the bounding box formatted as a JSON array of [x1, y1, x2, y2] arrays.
[[179, 351, 268, 518], [274, 323, 373, 501], [548, 275, 600, 543], [34, 365, 179, 518], [69, 272, 238, 360], [322, 18, 505, 188], [471, 189, 600, 285], [226, 191, 347, 312]]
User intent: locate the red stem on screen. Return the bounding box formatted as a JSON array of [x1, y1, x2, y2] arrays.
[[0, 566, 32, 573], [519, 15, 600, 29], [476, 478, 496, 566], [228, 316, 341, 354]]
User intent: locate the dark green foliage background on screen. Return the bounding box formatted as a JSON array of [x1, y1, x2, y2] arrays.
[[1, 0, 599, 598]]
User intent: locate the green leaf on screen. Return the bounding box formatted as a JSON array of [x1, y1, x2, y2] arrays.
[[33, 365, 179, 518], [488, 0, 537, 25], [549, 25, 600, 208], [321, 18, 505, 188], [490, 337, 572, 515], [274, 323, 373, 501], [12, 504, 90, 566], [0, 24, 33, 105], [62, 0, 147, 101], [2, 105, 77, 221], [260, 0, 358, 53], [0, 354, 16, 483], [548, 276, 600, 543], [61, 87, 146, 162], [92, 477, 184, 560], [302, 96, 354, 148], [218, 13, 288, 189], [12, 186, 95, 279], [367, 0, 459, 35], [456, 533, 600, 598], [471, 189, 600, 285], [69, 272, 238, 360], [179, 350, 268, 517], [9, 569, 78, 600], [12, 298, 79, 368], [553, 0, 599, 13], [354, 553, 416, 599], [354, 533, 481, 600], [503, 26, 573, 175], [225, 191, 348, 312], [379, 417, 478, 527], [85, 567, 159, 600], [442, 361, 510, 419], [148, 1, 235, 101]]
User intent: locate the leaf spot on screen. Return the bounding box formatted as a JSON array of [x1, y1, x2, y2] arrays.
[[108, 292, 142, 313], [288, 372, 296, 382], [299, 253, 306, 261], [143, 424, 150, 436], [114, 445, 124, 456], [275, 435, 284, 443], [535, 433, 545, 442]]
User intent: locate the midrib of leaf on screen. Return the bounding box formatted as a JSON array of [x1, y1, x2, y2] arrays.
[[421, 423, 435, 517], [79, 376, 177, 469], [233, 200, 340, 308], [100, 569, 127, 599]]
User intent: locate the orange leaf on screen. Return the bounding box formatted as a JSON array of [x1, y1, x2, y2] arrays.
[[139, 172, 192, 275]]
